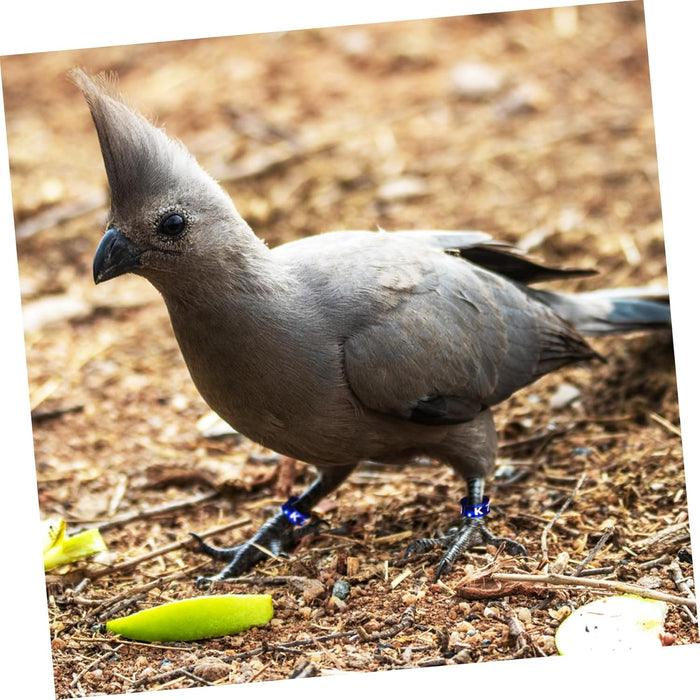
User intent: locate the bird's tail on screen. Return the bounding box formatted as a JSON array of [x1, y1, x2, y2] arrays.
[[532, 287, 671, 337]]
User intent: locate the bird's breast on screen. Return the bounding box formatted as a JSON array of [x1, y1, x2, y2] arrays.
[[166, 302, 366, 464]]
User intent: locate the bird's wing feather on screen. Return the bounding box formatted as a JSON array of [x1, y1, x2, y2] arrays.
[[277, 230, 595, 425]]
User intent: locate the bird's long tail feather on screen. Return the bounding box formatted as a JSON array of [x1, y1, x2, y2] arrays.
[[532, 287, 671, 337]]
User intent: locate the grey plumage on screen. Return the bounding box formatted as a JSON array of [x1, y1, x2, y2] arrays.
[[73, 69, 672, 584]]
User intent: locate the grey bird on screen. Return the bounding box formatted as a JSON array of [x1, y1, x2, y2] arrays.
[[72, 69, 672, 586]]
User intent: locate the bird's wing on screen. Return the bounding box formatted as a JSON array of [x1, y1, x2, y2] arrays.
[[392, 229, 597, 283], [277, 230, 596, 425]]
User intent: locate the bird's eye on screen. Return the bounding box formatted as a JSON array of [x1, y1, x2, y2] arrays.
[[158, 212, 187, 237]]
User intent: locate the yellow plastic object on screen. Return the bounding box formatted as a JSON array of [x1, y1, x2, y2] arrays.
[[43, 518, 107, 571], [555, 594, 667, 655], [106, 594, 274, 642]]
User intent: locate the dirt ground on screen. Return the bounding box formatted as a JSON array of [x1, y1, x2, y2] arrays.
[[3, 2, 696, 696]]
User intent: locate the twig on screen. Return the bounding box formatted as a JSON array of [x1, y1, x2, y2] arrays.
[[131, 630, 355, 689], [499, 414, 633, 453], [31, 404, 84, 423], [499, 424, 568, 452], [180, 670, 215, 687], [107, 473, 129, 517], [208, 140, 333, 183], [69, 645, 123, 687], [78, 569, 197, 623], [288, 659, 320, 679], [274, 632, 358, 650], [572, 527, 614, 576], [541, 472, 586, 562], [501, 602, 546, 657], [29, 334, 114, 411], [630, 522, 690, 549], [131, 665, 197, 689], [668, 561, 698, 624], [15, 189, 106, 239], [84, 490, 221, 532], [577, 566, 614, 577], [89, 518, 250, 580], [668, 561, 694, 598], [418, 658, 447, 667], [492, 572, 696, 608], [204, 575, 317, 586], [638, 553, 672, 570], [355, 606, 416, 642], [648, 411, 682, 437]]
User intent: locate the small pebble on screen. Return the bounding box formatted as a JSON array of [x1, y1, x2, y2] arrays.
[[495, 82, 546, 118], [537, 634, 558, 655], [635, 574, 662, 589], [297, 577, 325, 604], [549, 605, 572, 622], [456, 620, 475, 633], [332, 579, 351, 600], [661, 632, 676, 646], [22, 294, 91, 333], [378, 176, 428, 202], [328, 595, 348, 611], [517, 607, 532, 625], [549, 382, 581, 409], [493, 463, 517, 479], [450, 62, 505, 100], [452, 648, 472, 663], [448, 630, 463, 647], [401, 592, 418, 605], [337, 29, 373, 58]]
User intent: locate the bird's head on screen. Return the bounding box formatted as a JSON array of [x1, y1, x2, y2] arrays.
[[71, 69, 255, 293]]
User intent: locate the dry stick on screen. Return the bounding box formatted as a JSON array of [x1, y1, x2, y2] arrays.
[[204, 575, 314, 587], [15, 189, 106, 239], [541, 472, 586, 562], [210, 99, 445, 185], [639, 554, 672, 570], [501, 602, 546, 658], [90, 517, 250, 580], [648, 411, 682, 437], [131, 632, 354, 690], [132, 666, 196, 690], [499, 414, 632, 453], [91, 568, 201, 622], [132, 613, 415, 691], [578, 567, 614, 577], [572, 527, 614, 576], [500, 424, 568, 452], [289, 659, 320, 679], [630, 522, 690, 549], [355, 606, 416, 642], [59, 568, 201, 634], [667, 561, 698, 625], [86, 490, 221, 532], [180, 670, 214, 687], [68, 645, 123, 688], [492, 572, 696, 608], [29, 334, 115, 411]]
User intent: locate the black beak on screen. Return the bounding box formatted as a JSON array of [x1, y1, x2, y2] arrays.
[[93, 228, 143, 284]]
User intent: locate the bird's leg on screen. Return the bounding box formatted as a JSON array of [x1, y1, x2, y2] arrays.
[[192, 464, 354, 588], [406, 477, 526, 580]]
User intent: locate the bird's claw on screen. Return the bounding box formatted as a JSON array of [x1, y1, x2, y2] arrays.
[[190, 512, 328, 587], [406, 517, 526, 580]]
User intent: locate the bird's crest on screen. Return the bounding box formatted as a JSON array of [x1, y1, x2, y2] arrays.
[[70, 68, 196, 213]]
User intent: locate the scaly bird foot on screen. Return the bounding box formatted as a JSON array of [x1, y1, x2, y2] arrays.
[[406, 517, 526, 580], [191, 512, 326, 589]]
